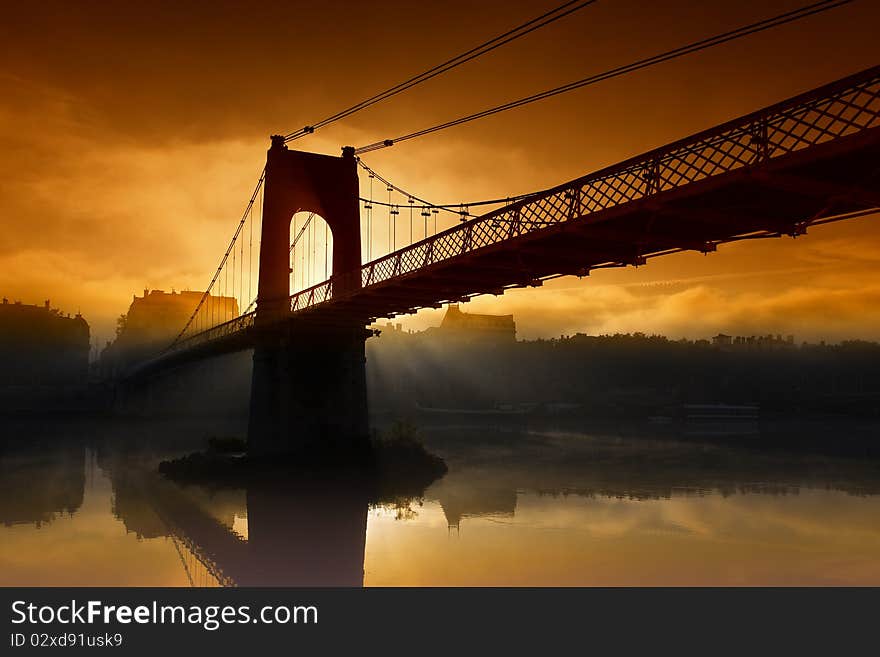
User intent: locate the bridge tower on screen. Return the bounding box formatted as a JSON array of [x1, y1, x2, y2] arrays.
[[248, 136, 370, 460]]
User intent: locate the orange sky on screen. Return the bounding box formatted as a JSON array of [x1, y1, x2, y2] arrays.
[[1, 0, 879, 346]]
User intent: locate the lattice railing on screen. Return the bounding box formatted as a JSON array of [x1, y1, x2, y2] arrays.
[[161, 310, 256, 357], [290, 279, 333, 312], [354, 65, 880, 291]]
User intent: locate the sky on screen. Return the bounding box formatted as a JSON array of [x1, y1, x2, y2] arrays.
[[1, 0, 879, 346]]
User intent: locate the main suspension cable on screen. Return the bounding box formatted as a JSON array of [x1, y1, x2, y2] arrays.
[[283, 0, 599, 142], [355, 0, 853, 154], [170, 168, 266, 348]]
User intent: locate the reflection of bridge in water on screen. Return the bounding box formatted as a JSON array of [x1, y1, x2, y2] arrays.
[[4, 417, 879, 587], [128, 473, 369, 587], [121, 67, 880, 460], [107, 424, 880, 586]]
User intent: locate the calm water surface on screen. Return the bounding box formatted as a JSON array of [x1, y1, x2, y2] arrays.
[[2, 417, 880, 586]]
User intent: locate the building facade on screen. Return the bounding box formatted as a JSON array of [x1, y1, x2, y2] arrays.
[[0, 298, 90, 387]]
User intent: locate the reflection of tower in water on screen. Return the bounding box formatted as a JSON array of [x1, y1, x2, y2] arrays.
[[242, 477, 369, 586]]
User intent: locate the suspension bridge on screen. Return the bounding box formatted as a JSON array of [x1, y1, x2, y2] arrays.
[[90, 0, 873, 458], [119, 62, 880, 457]]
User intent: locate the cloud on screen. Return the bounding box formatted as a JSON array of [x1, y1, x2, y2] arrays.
[[0, 75, 275, 341], [392, 275, 880, 344]]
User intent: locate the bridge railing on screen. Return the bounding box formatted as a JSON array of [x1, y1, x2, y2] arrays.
[[290, 279, 334, 312], [146, 281, 333, 362], [356, 65, 880, 290], [162, 310, 257, 356]]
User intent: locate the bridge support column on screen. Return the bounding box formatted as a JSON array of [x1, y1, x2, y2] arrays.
[[248, 319, 370, 461], [248, 137, 369, 461]]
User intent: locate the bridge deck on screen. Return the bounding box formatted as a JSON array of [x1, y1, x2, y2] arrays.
[[338, 130, 880, 322]]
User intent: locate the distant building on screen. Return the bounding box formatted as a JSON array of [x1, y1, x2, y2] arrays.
[[433, 305, 516, 343], [369, 305, 517, 344], [100, 289, 238, 376], [437, 486, 517, 532], [0, 298, 89, 386]]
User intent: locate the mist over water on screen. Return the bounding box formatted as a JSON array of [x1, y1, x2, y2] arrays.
[[2, 414, 880, 587], [3, 307, 880, 586]]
